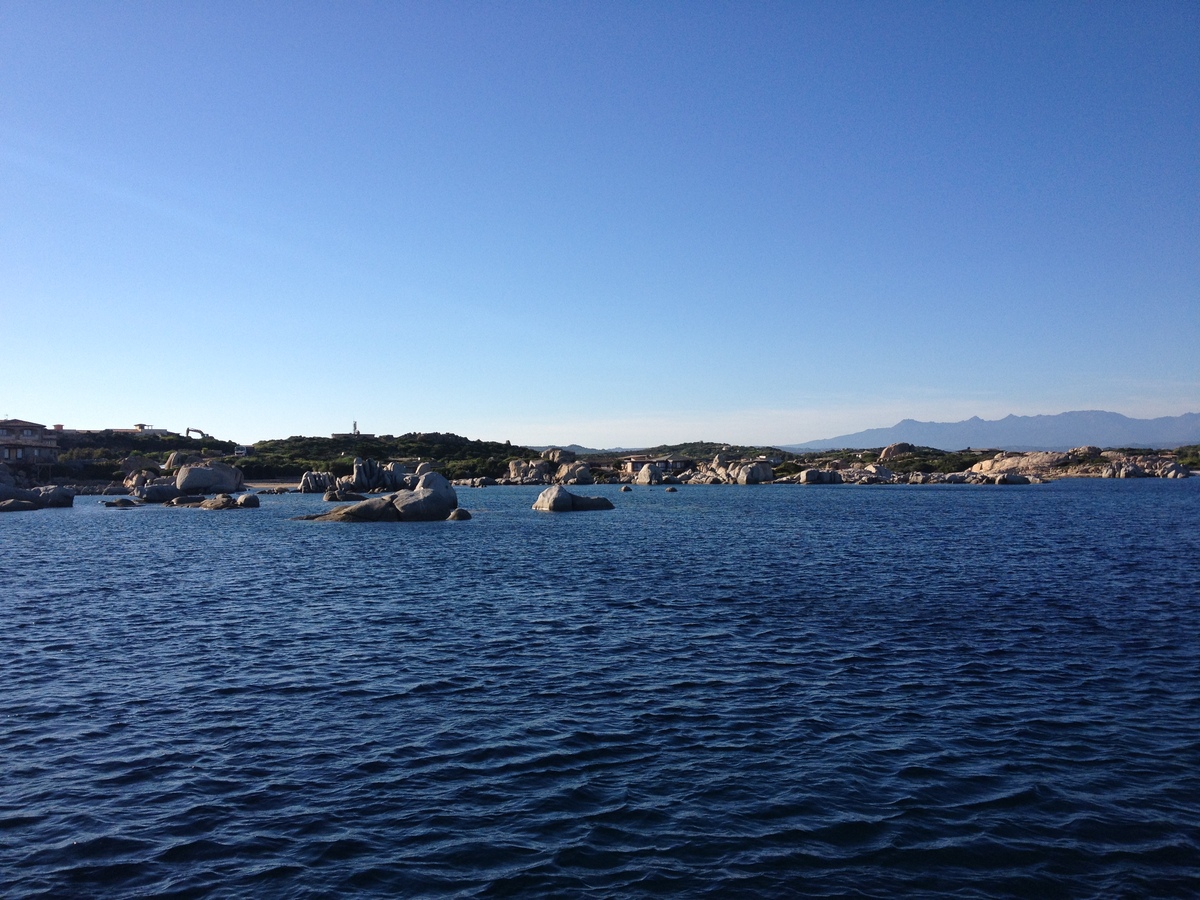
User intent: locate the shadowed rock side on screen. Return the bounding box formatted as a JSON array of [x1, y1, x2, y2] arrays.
[[297, 472, 463, 522], [0, 467, 76, 512], [532, 485, 615, 512]]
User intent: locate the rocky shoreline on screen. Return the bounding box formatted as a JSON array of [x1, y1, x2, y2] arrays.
[[2, 441, 1194, 516]]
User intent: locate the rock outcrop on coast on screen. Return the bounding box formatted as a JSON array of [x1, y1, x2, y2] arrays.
[[767, 446, 1193, 486], [299, 458, 412, 494], [967, 448, 1191, 481], [109, 461, 255, 504], [663, 455, 774, 486], [297, 472, 463, 523], [0, 465, 76, 512]]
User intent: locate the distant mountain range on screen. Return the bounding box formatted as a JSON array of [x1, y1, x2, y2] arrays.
[[787, 411, 1200, 452]]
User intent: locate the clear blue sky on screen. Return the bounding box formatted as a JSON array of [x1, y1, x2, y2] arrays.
[[2, 1, 1196, 447]]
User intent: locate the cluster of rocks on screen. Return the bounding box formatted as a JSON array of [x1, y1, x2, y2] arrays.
[[192, 493, 259, 510], [664, 455, 775, 486], [80, 460, 260, 510], [968, 447, 1190, 481], [770, 462, 1045, 486], [119, 461, 248, 503], [497, 449, 596, 486], [298, 471, 337, 493], [1096, 455, 1190, 479], [297, 471, 468, 523], [0, 465, 77, 513], [767, 444, 1194, 486], [119, 493, 261, 510], [299, 457, 431, 495], [493, 450, 780, 488], [453, 476, 500, 488]]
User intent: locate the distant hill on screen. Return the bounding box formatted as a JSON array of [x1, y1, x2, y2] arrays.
[[787, 411, 1200, 452]]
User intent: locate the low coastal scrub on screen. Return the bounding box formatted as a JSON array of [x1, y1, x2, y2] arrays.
[[49, 430, 537, 481], [1177, 445, 1200, 468], [248, 433, 532, 480], [39, 430, 1200, 485]]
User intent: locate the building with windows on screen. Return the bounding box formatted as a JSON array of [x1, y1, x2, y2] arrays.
[[619, 454, 696, 475], [0, 419, 60, 465]]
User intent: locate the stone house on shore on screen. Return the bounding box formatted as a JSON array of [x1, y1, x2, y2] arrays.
[[0, 419, 60, 465]]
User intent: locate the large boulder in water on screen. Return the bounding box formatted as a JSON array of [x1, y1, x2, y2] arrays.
[[1, 484, 41, 504], [532, 485, 614, 512], [391, 472, 458, 521], [635, 464, 663, 486], [300, 496, 401, 522], [34, 485, 76, 507], [176, 462, 245, 494], [392, 489, 455, 520]]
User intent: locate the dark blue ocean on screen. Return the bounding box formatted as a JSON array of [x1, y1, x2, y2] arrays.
[[3, 479, 1199, 898]]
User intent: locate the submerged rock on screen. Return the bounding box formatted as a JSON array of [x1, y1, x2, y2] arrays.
[[166, 496, 206, 507], [135, 483, 183, 504]]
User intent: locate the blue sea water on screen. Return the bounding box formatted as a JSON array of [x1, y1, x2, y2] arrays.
[[2, 479, 1199, 897]]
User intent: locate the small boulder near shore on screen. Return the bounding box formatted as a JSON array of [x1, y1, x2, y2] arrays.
[[532, 485, 614, 512], [0, 483, 77, 513]]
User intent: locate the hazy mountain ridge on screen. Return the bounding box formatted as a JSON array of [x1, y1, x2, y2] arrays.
[[788, 411, 1200, 452]]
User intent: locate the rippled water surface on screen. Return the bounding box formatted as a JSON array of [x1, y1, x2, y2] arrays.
[[3, 480, 1199, 897]]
